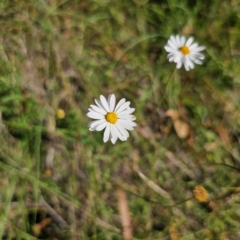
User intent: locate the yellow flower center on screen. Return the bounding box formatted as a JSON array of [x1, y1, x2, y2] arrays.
[[180, 45, 190, 55], [105, 112, 118, 124]]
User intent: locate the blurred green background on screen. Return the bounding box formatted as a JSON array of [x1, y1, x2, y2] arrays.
[[0, 0, 240, 239]]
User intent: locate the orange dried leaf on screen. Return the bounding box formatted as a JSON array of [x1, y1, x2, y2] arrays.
[[165, 109, 179, 120], [173, 119, 190, 139]]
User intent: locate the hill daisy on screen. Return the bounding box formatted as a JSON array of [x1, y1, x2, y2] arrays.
[[87, 94, 137, 144], [164, 35, 205, 71]]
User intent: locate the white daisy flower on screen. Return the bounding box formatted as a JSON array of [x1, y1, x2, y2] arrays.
[[86, 94, 137, 144], [164, 35, 205, 71]]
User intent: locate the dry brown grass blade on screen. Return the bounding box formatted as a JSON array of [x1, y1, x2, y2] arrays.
[[137, 170, 172, 199], [116, 187, 132, 240]]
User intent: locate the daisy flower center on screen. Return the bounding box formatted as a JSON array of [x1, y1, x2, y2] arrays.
[[105, 112, 118, 124], [180, 45, 190, 55]]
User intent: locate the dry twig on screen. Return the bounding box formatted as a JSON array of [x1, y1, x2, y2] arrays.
[[116, 187, 132, 240]]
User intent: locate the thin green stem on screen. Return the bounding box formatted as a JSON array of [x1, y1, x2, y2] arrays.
[[158, 67, 177, 107]]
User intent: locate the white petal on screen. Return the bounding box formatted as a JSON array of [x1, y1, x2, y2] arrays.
[[189, 55, 202, 65], [116, 128, 128, 141], [109, 94, 116, 112], [111, 137, 117, 144], [88, 119, 106, 130], [114, 125, 125, 141], [185, 37, 194, 47], [192, 53, 205, 60], [167, 41, 178, 51], [87, 111, 105, 119], [111, 124, 118, 139], [189, 42, 198, 50], [191, 46, 205, 52], [176, 58, 183, 69], [90, 105, 107, 114], [100, 95, 110, 112], [183, 58, 189, 71], [117, 119, 136, 130], [188, 59, 194, 69], [164, 46, 179, 54], [167, 53, 180, 62], [115, 101, 131, 114], [176, 35, 182, 48], [131, 115, 136, 121], [169, 35, 178, 48], [173, 54, 182, 63], [184, 65, 190, 71], [110, 125, 118, 144], [118, 114, 136, 120], [95, 98, 105, 110], [95, 122, 107, 131], [183, 57, 193, 71], [114, 98, 126, 112], [180, 36, 186, 46], [168, 55, 176, 62], [103, 124, 111, 142], [118, 108, 135, 115], [116, 123, 129, 140]]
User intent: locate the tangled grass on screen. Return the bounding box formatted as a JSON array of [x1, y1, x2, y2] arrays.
[[0, 0, 240, 239]]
